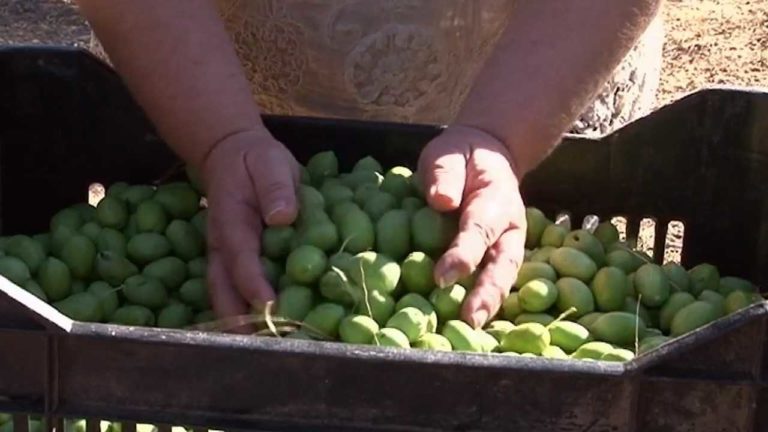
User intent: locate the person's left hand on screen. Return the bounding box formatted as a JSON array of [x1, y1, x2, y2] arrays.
[[201, 128, 301, 332], [418, 125, 527, 329]]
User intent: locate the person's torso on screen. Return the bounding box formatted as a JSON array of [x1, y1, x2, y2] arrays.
[[217, 0, 515, 124]]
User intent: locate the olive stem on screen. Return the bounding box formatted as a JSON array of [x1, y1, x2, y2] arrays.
[[186, 314, 332, 340], [336, 235, 355, 255], [613, 243, 685, 293], [357, 261, 381, 346], [545, 306, 577, 329], [262, 300, 280, 338]]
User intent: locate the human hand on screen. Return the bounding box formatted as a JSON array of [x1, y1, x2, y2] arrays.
[[418, 125, 527, 329], [200, 128, 300, 332]]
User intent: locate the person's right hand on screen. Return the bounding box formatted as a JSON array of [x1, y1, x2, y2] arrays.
[[200, 128, 301, 332], [418, 125, 527, 329]]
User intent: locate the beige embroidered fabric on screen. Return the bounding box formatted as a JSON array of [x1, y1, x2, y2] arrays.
[[216, 0, 514, 124], [90, 1, 663, 132]]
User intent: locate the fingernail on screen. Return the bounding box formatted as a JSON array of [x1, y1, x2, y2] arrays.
[[437, 270, 459, 289], [265, 202, 289, 224], [470, 309, 489, 329]]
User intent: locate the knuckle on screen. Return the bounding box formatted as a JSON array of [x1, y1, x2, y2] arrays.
[[261, 178, 292, 196], [490, 280, 509, 305], [233, 250, 260, 272], [446, 243, 481, 272], [452, 254, 477, 276], [488, 241, 522, 267], [469, 220, 498, 249], [490, 266, 521, 297], [476, 282, 506, 309]]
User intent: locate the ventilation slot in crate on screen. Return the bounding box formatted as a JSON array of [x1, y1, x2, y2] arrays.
[[0, 416, 219, 432], [550, 212, 686, 266]]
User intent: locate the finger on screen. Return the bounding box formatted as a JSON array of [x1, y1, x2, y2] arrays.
[[208, 250, 253, 334], [246, 146, 298, 226], [434, 147, 518, 286], [461, 227, 526, 328], [208, 190, 277, 310], [419, 143, 468, 212]]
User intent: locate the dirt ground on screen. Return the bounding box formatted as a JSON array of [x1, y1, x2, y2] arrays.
[[658, 0, 768, 106], [1, 0, 766, 262], [0, 0, 89, 48]]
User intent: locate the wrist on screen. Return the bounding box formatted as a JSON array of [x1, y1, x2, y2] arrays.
[[446, 123, 523, 178], [199, 125, 271, 166], [455, 115, 564, 180], [197, 125, 274, 181]]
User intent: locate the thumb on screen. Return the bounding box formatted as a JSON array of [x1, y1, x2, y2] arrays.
[[246, 145, 298, 226], [418, 141, 468, 212]]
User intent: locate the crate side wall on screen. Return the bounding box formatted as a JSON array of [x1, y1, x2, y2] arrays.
[[52, 333, 634, 432], [0, 330, 48, 410]]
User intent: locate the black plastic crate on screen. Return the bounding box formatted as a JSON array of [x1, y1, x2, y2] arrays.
[[1, 47, 768, 432]]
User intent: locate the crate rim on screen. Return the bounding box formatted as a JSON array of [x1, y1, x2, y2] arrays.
[[3, 273, 767, 379]]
